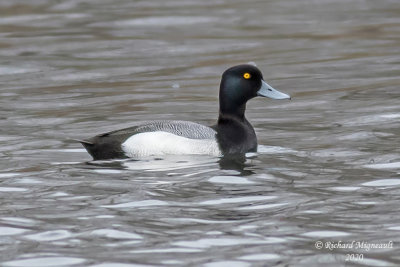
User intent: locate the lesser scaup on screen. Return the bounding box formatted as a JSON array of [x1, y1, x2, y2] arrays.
[[80, 64, 290, 160]]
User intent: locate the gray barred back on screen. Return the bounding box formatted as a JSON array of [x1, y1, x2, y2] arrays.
[[103, 120, 216, 140]]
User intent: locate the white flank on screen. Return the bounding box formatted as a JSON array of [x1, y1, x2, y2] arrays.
[[122, 131, 221, 158]]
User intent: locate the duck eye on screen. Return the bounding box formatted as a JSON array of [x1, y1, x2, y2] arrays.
[[243, 73, 251, 79]]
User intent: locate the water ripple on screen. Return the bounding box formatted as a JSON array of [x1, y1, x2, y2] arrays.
[[90, 229, 142, 240], [301, 231, 351, 238], [3, 257, 86, 267], [24, 230, 72, 242], [208, 176, 255, 184], [173, 237, 285, 249], [0, 226, 29, 236], [199, 196, 276, 205], [362, 179, 400, 187], [102, 200, 169, 209]]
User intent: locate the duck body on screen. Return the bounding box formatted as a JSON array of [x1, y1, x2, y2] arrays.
[[81, 120, 220, 159], [80, 64, 290, 160]]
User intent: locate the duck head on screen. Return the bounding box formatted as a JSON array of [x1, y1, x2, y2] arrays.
[[219, 64, 290, 117]]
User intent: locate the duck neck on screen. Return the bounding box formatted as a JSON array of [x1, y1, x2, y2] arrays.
[[218, 103, 248, 124], [219, 99, 247, 120], [219, 77, 249, 120]]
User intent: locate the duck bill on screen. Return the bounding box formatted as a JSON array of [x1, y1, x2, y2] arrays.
[[257, 80, 291, 100]]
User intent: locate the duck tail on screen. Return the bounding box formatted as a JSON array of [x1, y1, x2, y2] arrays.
[[70, 139, 93, 145]]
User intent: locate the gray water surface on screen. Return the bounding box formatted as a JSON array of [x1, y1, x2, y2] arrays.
[[1, 0, 400, 266]]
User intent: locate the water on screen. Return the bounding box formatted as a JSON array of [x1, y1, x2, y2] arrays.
[[1, 0, 399, 266]]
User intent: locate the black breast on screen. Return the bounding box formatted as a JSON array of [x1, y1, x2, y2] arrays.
[[214, 116, 257, 154]]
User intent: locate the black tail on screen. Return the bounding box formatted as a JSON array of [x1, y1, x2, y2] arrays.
[[75, 138, 127, 160], [77, 139, 94, 146]]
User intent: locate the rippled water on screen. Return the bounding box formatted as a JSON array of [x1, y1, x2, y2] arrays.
[[1, 0, 400, 266]]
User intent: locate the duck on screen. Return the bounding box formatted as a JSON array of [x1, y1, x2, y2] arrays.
[[79, 64, 290, 160]]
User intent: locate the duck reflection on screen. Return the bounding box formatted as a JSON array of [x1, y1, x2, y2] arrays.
[[83, 153, 256, 176]]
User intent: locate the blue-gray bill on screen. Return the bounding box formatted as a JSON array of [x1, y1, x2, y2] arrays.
[[257, 80, 291, 100]]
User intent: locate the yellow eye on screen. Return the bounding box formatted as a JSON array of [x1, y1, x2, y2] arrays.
[[243, 73, 251, 79]]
